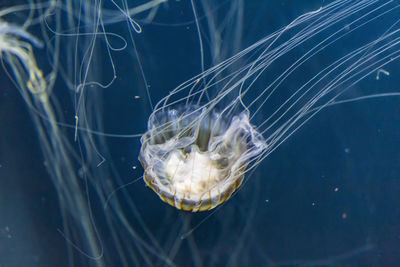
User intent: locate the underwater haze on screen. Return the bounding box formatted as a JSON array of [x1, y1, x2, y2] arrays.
[[1, 0, 400, 266]]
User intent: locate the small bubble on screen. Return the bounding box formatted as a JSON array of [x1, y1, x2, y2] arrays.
[[78, 167, 86, 178]]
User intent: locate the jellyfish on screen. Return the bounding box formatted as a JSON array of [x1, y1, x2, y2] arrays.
[[1, 0, 400, 266], [139, 0, 400, 213], [139, 105, 266, 211]]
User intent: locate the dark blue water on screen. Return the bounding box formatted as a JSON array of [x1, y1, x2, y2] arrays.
[[1, 0, 400, 266]]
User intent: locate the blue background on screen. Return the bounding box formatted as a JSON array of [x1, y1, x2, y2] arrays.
[[1, 0, 400, 266]]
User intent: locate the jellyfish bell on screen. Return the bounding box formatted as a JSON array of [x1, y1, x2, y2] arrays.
[[139, 104, 266, 211]]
